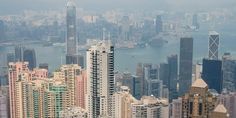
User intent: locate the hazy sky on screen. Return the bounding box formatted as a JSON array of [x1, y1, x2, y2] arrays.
[[0, 0, 235, 14]]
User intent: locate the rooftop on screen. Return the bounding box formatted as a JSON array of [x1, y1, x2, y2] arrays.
[[192, 79, 208, 88], [214, 104, 227, 113], [209, 31, 219, 35], [67, 0, 76, 7]]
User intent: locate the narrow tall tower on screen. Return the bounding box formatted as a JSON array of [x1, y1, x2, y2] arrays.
[[86, 40, 114, 118], [179, 37, 193, 96], [66, 0, 78, 64], [209, 31, 219, 60]]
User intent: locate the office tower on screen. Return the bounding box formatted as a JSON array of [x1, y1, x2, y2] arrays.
[[143, 64, 162, 97], [0, 20, 5, 41], [86, 40, 114, 118], [167, 55, 178, 100], [135, 63, 145, 97], [39, 63, 49, 70], [179, 37, 193, 96], [170, 98, 182, 118], [131, 96, 169, 118], [14, 45, 24, 62], [192, 14, 199, 29], [66, 54, 85, 67], [8, 62, 30, 118], [218, 92, 236, 118], [159, 63, 169, 87], [111, 86, 137, 118], [222, 53, 236, 92], [120, 16, 130, 40], [7, 53, 15, 64], [209, 31, 220, 60], [23, 49, 36, 70], [210, 104, 229, 118], [118, 72, 141, 99], [155, 15, 163, 34], [66, 0, 80, 65], [182, 79, 217, 118], [202, 59, 223, 93], [147, 79, 163, 97], [60, 107, 87, 118]]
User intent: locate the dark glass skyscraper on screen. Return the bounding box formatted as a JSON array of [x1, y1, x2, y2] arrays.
[[14, 45, 24, 62], [202, 59, 223, 93], [167, 54, 178, 100], [179, 37, 193, 96], [23, 49, 36, 70]]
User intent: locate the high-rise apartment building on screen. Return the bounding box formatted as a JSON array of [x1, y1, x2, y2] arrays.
[[179, 37, 193, 96], [8, 62, 30, 118], [131, 96, 169, 118], [170, 98, 182, 118], [182, 79, 217, 118], [111, 86, 137, 118], [86, 40, 114, 118], [209, 31, 220, 60]]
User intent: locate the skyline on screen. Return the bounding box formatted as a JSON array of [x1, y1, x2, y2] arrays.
[[1, 0, 236, 117], [0, 0, 236, 15]]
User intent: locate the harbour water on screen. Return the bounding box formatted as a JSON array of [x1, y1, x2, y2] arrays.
[[0, 22, 236, 74]]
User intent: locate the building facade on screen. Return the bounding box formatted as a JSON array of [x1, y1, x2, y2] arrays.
[[86, 40, 114, 118], [179, 37, 193, 96]]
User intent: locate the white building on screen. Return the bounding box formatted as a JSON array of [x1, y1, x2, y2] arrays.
[[86, 40, 114, 118], [131, 96, 169, 118]]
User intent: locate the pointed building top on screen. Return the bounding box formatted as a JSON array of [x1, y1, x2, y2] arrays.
[[67, 0, 76, 7], [192, 79, 208, 88], [214, 104, 227, 113]]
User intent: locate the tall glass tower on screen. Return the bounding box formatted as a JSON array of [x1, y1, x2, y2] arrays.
[[66, 0, 77, 56]]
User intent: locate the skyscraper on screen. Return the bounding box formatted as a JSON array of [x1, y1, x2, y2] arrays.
[[167, 55, 178, 100], [202, 58, 223, 93], [14, 45, 24, 62], [23, 49, 36, 70], [182, 79, 218, 118], [192, 14, 199, 29], [0, 20, 5, 41], [8, 62, 30, 118], [86, 40, 114, 118], [222, 53, 236, 92], [209, 31, 220, 60], [155, 15, 163, 34], [66, 0, 80, 65], [179, 37, 193, 96]]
